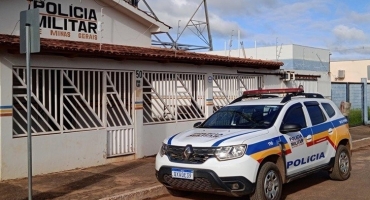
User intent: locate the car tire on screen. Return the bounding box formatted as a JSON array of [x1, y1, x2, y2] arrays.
[[329, 145, 351, 181], [166, 188, 190, 197], [250, 162, 282, 200]]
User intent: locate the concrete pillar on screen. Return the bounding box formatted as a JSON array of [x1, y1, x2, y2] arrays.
[[362, 78, 368, 125], [0, 55, 14, 180], [205, 73, 214, 118], [134, 70, 144, 158]]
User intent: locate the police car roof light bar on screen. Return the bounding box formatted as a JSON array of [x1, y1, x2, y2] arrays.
[[242, 87, 304, 97], [229, 87, 304, 104], [230, 86, 324, 104]]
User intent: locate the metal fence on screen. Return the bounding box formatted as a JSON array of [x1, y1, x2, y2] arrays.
[[331, 82, 370, 126], [142, 72, 205, 124], [212, 74, 263, 111], [13, 67, 136, 157]]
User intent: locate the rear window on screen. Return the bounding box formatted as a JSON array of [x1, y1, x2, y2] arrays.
[[306, 105, 327, 125], [322, 103, 336, 118]]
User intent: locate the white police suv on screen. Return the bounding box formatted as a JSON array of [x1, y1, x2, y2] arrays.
[[155, 87, 352, 200]]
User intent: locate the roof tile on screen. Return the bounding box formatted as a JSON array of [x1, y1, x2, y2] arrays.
[[0, 34, 283, 69]]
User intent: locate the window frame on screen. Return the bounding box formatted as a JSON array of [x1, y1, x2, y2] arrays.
[[281, 103, 307, 130], [321, 102, 336, 118], [304, 101, 327, 126]]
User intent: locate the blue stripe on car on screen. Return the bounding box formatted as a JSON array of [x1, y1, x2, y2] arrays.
[[168, 133, 180, 145], [246, 136, 280, 155], [300, 128, 312, 137], [331, 117, 348, 127], [311, 121, 333, 134], [212, 130, 260, 147], [279, 136, 288, 144], [307, 118, 347, 136]]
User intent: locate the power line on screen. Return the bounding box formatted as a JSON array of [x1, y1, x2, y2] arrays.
[[332, 46, 370, 52]]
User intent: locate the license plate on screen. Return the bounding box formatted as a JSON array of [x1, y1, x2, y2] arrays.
[[171, 168, 194, 180]]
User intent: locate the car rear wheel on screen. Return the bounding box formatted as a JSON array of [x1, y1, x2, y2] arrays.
[[329, 144, 351, 181], [250, 162, 282, 200]]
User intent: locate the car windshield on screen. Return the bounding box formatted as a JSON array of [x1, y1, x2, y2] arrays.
[[200, 105, 283, 129]]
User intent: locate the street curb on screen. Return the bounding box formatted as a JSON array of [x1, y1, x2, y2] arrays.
[[100, 185, 167, 200], [353, 137, 370, 150], [101, 137, 370, 200]]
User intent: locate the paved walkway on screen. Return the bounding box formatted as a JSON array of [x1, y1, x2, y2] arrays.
[[1, 126, 369, 200]]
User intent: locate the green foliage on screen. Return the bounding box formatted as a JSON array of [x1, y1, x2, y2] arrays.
[[347, 108, 370, 127], [348, 109, 363, 127]]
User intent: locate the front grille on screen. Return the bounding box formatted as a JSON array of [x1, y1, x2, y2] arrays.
[[163, 174, 214, 191], [166, 145, 216, 164]]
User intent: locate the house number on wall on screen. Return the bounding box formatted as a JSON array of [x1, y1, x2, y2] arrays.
[[136, 70, 143, 88]]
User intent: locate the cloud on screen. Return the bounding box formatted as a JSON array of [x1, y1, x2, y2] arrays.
[[140, 0, 248, 44], [348, 12, 370, 24], [206, 0, 279, 17], [332, 25, 367, 42], [139, 0, 370, 60]]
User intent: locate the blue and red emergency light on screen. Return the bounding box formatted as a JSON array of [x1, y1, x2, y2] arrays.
[[243, 86, 304, 96], [228, 86, 310, 104]]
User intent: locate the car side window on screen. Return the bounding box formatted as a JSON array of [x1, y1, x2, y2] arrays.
[[282, 104, 307, 128], [306, 104, 327, 125], [322, 103, 336, 118]]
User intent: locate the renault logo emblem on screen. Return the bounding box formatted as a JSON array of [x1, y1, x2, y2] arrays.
[[183, 145, 194, 160]]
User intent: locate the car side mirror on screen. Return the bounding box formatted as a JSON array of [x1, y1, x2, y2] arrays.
[[193, 122, 202, 128], [280, 124, 302, 134]]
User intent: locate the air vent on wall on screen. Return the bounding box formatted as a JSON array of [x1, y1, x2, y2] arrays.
[[338, 70, 345, 79]]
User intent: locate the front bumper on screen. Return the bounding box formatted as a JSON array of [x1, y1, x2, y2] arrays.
[[156, 166, 255, 197]]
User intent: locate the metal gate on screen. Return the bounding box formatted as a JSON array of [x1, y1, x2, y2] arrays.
[[331, 82, 368, 127], [106, 71, 135, 157], [12, 67, 135, 157], [142, 72, 205, 124], [213, 74, 263, 111]]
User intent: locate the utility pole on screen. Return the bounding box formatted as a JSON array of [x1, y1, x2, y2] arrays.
[[20, 7, 40, 200]]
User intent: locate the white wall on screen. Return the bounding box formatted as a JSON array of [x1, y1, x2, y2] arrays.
[[0, 48, 283, 180], [292, 45, 330, 71], [331, 60, 370, 83], [142, 121, 199, 156], [0, 52, 111, 180], [286, 70, 331, 98], [2, 130, 107, 180], [0, 0, 152, 47], [205, 45, 293, 60], [206, 44, 330, 71]]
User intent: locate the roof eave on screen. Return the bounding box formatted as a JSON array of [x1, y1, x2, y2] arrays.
[[0, 34, 283, 70], [101, 0, 171, 33]]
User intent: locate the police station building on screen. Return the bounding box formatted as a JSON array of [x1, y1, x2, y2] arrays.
[[0, 0, 284, 180]]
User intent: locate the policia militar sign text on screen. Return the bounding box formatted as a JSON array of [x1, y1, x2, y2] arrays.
[[33, 1, 98, 41]]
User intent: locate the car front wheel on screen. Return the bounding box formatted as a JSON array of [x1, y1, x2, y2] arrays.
[[250, 162, 282, 200]]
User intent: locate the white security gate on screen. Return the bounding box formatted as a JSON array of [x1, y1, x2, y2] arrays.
[[143, 72, 205, 124], [213, 74, 263, 111], [12, 67, 135, 157], [106, 71, 135, 157]]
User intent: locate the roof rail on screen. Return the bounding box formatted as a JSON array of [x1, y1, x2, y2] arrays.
[[280, 92, 324, 103], [229, 86, 324, 104]]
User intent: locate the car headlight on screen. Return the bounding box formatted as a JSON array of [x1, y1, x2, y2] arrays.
[[159, 143, 168, 157], [214, 145, 247, 161]]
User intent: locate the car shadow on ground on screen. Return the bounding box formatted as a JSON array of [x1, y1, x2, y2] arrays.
[[157, 171, 331, 200], [281, 170, 330, 200]]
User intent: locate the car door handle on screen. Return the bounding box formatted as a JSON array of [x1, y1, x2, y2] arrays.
[[306, 135, 312, 141], [328, 128, 333, 135]]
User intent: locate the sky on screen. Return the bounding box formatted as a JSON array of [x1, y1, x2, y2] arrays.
[[140, 0, 370, 61]]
